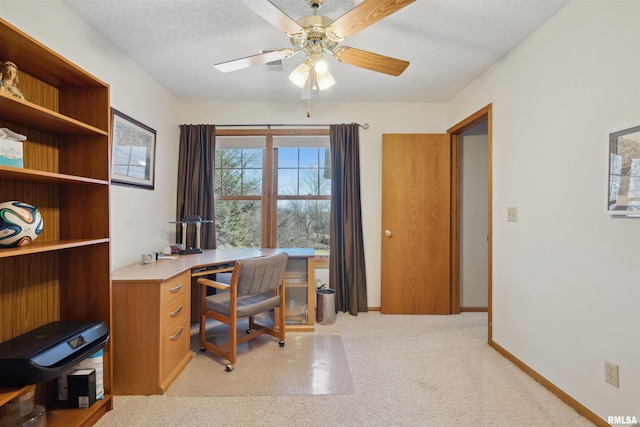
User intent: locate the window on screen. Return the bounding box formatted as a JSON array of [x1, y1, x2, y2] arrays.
[[214, 130, 330, 251]]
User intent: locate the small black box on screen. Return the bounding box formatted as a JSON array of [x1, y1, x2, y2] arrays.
[[67, 368, 96, 408]]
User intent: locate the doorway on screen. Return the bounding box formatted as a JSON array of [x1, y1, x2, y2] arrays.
[[459, 120, 489, 311], [448, 104, 492, 340], [379, 105, 492, 334]]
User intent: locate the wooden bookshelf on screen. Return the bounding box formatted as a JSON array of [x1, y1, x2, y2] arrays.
[[0, 18, 112, 426]]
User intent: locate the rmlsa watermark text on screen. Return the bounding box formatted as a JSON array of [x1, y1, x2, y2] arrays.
[[607, 415, 638, 425]]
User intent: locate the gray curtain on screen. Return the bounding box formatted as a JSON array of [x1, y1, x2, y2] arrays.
[[176, 124, 216, 249], [329, 123, 368, 315]]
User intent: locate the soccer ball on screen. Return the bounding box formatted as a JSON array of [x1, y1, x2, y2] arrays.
[[0, 201, 44, 247]]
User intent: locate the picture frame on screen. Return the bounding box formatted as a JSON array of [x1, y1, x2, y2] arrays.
[[607, 124, 640, 215], [110, 108, 156, 189]]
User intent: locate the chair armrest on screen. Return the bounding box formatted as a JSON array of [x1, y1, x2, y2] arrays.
[[197, 277, 230, 291]]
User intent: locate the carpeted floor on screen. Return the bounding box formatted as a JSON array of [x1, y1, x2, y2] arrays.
[[95, 312, 594, 427], [167, 334, 353, 396]]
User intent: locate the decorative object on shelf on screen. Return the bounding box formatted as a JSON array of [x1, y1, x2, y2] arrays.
[[0, 127, 26, 168], [110, 108, 156, 189], [169, 215, 213, 254], [0, 387, 46, 427], [607, 124, 640, 216], [0, 201, 43, 247], [58, 348, 105, 404], [0, 60, 26, 100]]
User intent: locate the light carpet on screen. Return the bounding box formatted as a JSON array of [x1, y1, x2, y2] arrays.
[[96, 313, 594, 427], [167, 334, 354, 396]]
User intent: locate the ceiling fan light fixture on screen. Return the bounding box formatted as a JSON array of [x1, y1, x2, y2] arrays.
[[288, 61, 311, 88], [316, 68, 335, 90], [314, 58, 328, 74], [227, 0, 415, 106]]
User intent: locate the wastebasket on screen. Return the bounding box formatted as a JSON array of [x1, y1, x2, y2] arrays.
[[316, 288, 336, 325]]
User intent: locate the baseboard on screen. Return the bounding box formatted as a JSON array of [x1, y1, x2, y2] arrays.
[[369, 307, 489, 313], [489, 340, 608, 427]]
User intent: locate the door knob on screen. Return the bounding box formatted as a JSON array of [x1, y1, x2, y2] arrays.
[[384, 230, 392, 237]]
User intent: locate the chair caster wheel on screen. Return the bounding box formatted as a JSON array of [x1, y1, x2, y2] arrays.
[[225, 364, 233, 372], [279, 341, 285, 347]]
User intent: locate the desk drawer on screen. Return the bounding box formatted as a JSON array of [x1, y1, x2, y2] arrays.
[[163, 316, 189, 380], [162, 293, 187, 326], [161, 272, 188, 303]]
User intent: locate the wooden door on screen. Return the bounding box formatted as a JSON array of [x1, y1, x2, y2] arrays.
[[381, 134, 451, 314]]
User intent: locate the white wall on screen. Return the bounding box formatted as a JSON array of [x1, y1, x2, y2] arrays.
[[3, 0, 450, 300], [5, 0, 639, 422], [448, 0, 640, 420], [3, 1, 181, 269], [179, 101, 448, 307]]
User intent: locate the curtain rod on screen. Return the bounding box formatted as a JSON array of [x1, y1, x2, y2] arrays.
[[215, 123, 369, 129]]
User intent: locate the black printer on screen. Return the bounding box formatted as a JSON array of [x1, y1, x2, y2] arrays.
[[0, 321, 109, 387]]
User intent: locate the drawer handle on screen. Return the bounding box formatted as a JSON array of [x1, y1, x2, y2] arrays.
[[170, 283, 183, 293], [170, 327, 184, 341], [169, 305, 183, 317]]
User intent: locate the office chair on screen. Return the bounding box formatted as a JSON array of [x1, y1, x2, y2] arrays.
[[197, 252, 288, 371]]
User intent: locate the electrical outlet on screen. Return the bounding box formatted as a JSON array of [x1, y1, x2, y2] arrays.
[[507, 207, 518, 222], [605, 361, 619, 388]]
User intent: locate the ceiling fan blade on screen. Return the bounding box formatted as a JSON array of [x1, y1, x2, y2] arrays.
[[241, 0, 303, 35], [329, 0, 416, 39], [333, 46, 409, 76], [215, 49, 295, 73]]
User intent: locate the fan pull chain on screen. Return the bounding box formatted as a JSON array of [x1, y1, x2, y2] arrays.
[[306, 79, 312, 117]]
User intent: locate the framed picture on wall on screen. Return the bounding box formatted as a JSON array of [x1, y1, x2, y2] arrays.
[[110, 108, 156, 190], [607, 124, 640, 215]]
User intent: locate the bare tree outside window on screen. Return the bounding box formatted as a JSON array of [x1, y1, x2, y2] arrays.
[[215, 148, 263, 247], [214, 134, 330, 250]]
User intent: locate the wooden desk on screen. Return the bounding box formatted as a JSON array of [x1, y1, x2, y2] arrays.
[[111, 248, 315, 395]]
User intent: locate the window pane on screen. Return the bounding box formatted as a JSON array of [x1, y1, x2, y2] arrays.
[[243, 168, 262, 195], [299, 148, 318, 168], [276, 200, 330, 251], [216, 148, 263, 196], [214, 200, 262, 249], [278, 148, 298, 168], [277, 147, 330, 196], [278, 169, 298, 195], [214, 169, 221, 194], [219, 168, 241, 195], [299, 169, 319, 195], [225, 149, 242, 165], [319, 148, 329, 168], [243, 148, 263, 168], [320, 171, 331, 195]]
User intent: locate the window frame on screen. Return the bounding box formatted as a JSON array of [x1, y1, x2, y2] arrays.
[[215, 128, 330, 248]]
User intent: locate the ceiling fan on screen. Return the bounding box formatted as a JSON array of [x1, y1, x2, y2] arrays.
[[215, 0, 416, 96]]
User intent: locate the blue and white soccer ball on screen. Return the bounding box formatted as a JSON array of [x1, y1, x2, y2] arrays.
[[0, 201, 44, 247]]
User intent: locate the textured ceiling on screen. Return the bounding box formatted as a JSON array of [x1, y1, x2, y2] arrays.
[[61, 0, 570, 103]]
